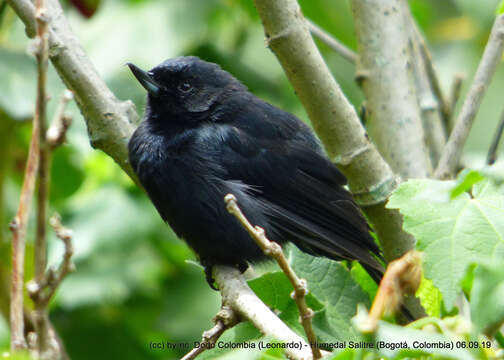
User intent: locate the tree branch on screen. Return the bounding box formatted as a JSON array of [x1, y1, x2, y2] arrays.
[[434, 14, 504, 179], [306, 19, 357, 64], [28, 214, 74, 360], [352, 0, 431, 179], [252, 0, 417, 263], [402, 3, 447, 168], [6, 0, 139, 180], [213, 266, 313, 360], [225, 194, 321, 359]]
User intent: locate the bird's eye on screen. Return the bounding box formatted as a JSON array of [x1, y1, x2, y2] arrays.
[[178, 82, 192, 93]]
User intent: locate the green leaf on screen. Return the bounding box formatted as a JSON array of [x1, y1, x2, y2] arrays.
[[416, 277, 442, 318], [388, 178, 504, 310], [471, 263, 504, 335], [289, 247, 370, 342], [248, 272, 296, 313], [450, 169, 484, 199]]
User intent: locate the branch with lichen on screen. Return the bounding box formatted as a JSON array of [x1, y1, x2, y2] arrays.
[[225, 194, 322, 359]]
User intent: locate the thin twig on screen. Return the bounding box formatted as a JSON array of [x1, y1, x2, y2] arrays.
[[30, 0, 54, 355], [435, 14, 504, 179], [8, 0, 51, 351], [487, 108, 504, 165], [446, 74, 465, 133], [9, 105, 40, 352], [411, 20, 451, 128], [225, 194, 322, 359], [34, 0, 50, 286], [27, 214, 74, 359], [306, 19, 357, 64], [360, 251, 422, 333], [180, 307, 238, 360]]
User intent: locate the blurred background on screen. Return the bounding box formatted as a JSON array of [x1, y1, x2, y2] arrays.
[[0, 0, 502, 358]]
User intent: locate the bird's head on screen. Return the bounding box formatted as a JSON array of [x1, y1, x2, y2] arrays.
[[128, 56, 245, 125]]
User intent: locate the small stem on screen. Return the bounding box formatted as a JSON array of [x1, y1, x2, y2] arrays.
[[487, 108, 504, 165], [306, 19, 357, 64], [435, 14, 504, 179], [225, 194, 321, 359]]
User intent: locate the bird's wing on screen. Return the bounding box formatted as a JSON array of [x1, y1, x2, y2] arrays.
[[206, 110, 383, 271]]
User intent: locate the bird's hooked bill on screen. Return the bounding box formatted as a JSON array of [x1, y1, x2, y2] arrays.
[[127, 63, 162, 96]]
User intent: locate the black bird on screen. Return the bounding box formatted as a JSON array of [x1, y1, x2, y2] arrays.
[[127, 56, 384, 287]]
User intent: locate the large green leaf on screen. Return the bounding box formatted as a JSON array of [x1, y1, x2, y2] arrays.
[[388, 179, 504, 310], [470, 263, 504, 335]]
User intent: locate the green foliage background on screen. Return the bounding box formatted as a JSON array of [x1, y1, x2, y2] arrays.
[[0, 0, 503, 359]]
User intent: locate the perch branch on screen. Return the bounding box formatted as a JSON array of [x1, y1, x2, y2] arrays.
[[253, 0, 417, 265], [225, 194, 321, 359], [213, 266, 313, 360], [180, 306, 239, 360], [435, 14, 504, 179], [306, 19, 357, 64], [352, 0, 431, 179]]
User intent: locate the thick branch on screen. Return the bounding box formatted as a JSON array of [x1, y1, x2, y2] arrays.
[[253, 0, 415, 261], [435, 14, 504, 179], [213, 266, 313, 360], [352, 0, 431, 179], [6, 0, 139, 180]]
